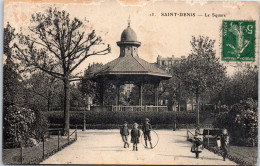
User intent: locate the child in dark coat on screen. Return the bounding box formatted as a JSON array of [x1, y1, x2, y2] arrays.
[[142, 118, 153, 148], [218, 129, 230, 161], [131, 123, 141, 151], [120, 121, 129, 148]]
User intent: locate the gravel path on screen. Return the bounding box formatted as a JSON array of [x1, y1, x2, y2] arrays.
[[41, 129, 237, 165]]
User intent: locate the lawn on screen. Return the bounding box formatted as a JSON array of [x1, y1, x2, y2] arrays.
[[228, 145, 258, 165], [2, 134, 76, 164], [206, 145, 258, 165]]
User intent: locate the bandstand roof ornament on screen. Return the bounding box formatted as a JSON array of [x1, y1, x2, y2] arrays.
[[91, 20, 172, 83]]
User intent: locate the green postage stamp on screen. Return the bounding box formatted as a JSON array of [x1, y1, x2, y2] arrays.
[[222, 20, 256, 61]]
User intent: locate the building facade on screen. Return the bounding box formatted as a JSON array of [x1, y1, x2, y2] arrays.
[[156, 55, 186, 72]]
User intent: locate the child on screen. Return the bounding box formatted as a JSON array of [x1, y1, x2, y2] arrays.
[[131, 123, 141, 151], [142, 118, 152, 148], [191, 128, 203, 159], [219, 128, 230, 161], [120, 121, 129, 148]]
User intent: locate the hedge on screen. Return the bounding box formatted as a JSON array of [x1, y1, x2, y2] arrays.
[[44, 111, 201, 127]]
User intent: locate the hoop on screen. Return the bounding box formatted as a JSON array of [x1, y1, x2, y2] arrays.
[[141, 130, 159, 148]]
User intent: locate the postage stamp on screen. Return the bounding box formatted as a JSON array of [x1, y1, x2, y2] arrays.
[[222, 20, 256, 62]]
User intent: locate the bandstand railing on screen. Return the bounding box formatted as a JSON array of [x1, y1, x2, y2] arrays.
[[111, 105, 168, 112]]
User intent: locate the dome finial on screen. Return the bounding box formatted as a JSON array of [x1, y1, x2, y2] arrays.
[[128, 15, 131, 27]]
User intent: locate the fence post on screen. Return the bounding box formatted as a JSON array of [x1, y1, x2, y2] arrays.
[[186, 129, 188, 140], [76, 125, 78, 140], [20, 141, 23, 164], [58, 130, 60, 151], [42, 136, 45, 159], [207, 130, 209, 147], [83, 111, 86, 131]]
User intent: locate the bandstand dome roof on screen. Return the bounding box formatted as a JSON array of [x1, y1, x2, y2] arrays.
[[121, 26, 137, 42], [90, 22, 172, 83]]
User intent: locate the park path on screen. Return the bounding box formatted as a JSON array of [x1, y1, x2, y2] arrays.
[[41, 129, 237, 165]]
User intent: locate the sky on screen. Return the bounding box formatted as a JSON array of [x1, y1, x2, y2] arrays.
[[3, 0, 259, 76]]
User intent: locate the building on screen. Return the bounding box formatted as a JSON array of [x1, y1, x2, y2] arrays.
[[156, 55, 186, 72]]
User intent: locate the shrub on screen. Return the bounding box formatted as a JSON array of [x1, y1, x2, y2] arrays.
[[4, 105, 36, 148], [214, 98, 258, 147], [3, 105, 49, 148], [32, 109, 49, 141], [234, 109, 258, 146], [44, 111, 198, 127]]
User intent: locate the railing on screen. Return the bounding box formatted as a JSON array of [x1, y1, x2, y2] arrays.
[[18, 127, 77, 164], [179, 124, 214, 129], [112, 105, 168, 112]]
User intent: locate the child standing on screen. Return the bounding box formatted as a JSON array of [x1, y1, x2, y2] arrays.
[[131, 123, 141, 151], [142, 118, 153, 148], [219, 128, 230, 161], [120, 121, 129, 148]]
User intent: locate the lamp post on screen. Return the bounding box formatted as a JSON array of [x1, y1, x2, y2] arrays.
[[173, 94, 177, 131], [82, 96, 87, 131]]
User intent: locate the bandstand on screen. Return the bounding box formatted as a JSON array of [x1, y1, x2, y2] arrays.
[[91, 21, 172, 111]]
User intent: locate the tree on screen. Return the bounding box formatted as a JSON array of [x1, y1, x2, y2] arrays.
[[3, 23, 24, 109], [13, 8, 110, 132], [24, 71, 63, 112], [181, 36, 226, 126], [3, 23, 27, 147], [168, 62, 191, 111], [82, 63, 103, 104], [221, 65, 257, 106]]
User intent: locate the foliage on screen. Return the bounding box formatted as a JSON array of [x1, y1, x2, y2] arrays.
[[12, 7, 110, 130], [156, 36, 227, 113], [166, 63, 191, 110], [4, 105, 49, 148], [129, 84, 154, 106], [3, 23, 27, 148], [82, 63, 103, 97], [214, 98, 258, 147], [24, 71, 64, 111], [214, 65, 258, 106], [4, 105, 36, 148], [3, 23, 24, 109], [44, 111, 199, 126], [182, 36, 226, 98]]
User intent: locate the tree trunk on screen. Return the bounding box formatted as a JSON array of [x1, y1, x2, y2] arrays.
[[196, 91, 199, 128], [47, 98, 50, 112], [63, 77, 70, 133]]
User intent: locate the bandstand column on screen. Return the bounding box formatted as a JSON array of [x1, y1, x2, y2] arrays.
[[154, 82, 159, 112], [154, 83, 159, 106], [100, 82, 104, 106], [139, 83, 143, 107], [116, 84, 120, 106]]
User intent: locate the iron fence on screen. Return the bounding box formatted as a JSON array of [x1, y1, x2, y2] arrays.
[[18, 127, 77, 164], [112, 105, 168, 112]]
